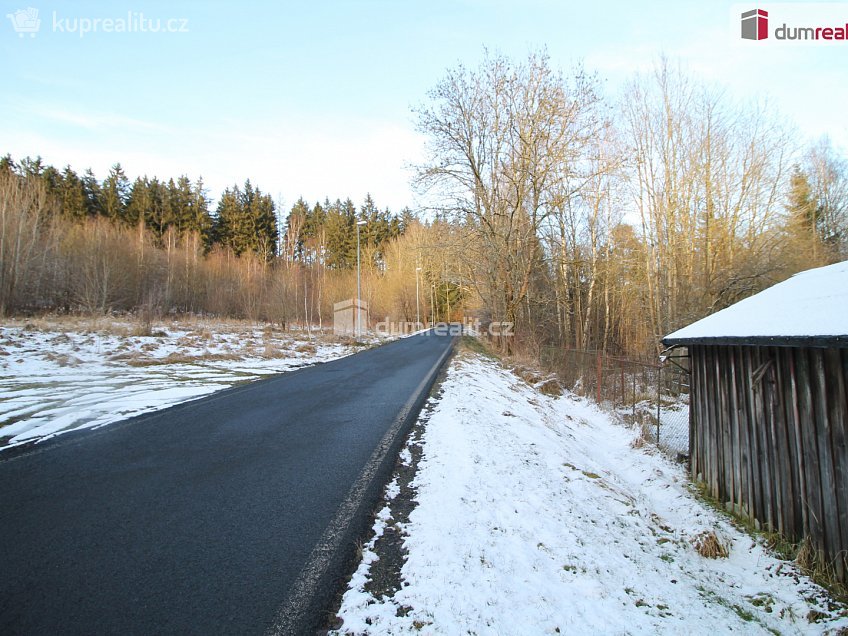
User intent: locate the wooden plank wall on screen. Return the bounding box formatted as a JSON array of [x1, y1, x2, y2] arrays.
[[689, 345, 848, 581]]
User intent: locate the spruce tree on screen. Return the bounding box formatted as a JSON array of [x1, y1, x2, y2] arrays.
[[0, 154, 15, 177], [399, 207, 416, 234], [101, 163, 131, 223], [81, 169, 104, 216], [213, 185, 243, 253], [245, 181, 278, 260], [126, 177, 151, 227], [40, 165, 62, 204], [19, 156, 44, 177], [166, 177, 188, 233], [787, 168, 820, 240], [324, 198, 356, 269], [189, 178, 212, 243], [286, 198, 310, 261], [59, 166, 88, 220], [146, 177, 173, 237]]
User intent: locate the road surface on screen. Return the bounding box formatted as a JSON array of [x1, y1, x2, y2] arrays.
[[0, 331, 455, 635]]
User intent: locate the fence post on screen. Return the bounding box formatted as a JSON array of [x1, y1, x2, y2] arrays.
[[656, 364, 661, 446], [632, 372, 637, 422], [596, 352, 602, 404], [620, 366, 625, 404]]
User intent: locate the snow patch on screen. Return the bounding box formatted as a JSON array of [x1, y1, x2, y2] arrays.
[[0, 320, 371, 448], [334, 352, 847, 634]]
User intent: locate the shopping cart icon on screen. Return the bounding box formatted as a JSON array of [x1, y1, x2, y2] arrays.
[[6, 7, 41, 38]]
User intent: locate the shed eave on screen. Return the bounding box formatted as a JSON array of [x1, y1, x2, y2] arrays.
[[661, 335, 848, 349]]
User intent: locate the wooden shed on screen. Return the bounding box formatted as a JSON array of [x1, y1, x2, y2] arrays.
[[663, 261, 848, 580]]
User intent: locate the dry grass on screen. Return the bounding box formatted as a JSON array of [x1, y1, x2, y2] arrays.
[[129, 322, 153, 337], [509, 362, 564, 397], [2, 314, 353, 368], [693, 483, 848, 601], [636, 418, 657, 446], [794, 537, 847, 597], [691, 530, 730, 559], [128, 324, 168, 338], [108, 351, 145, 364], [796, 536, 819, 572], [3, 313, 250, 333], [537, 378, 563, 397], [119, 351, 244, 366], [630, 433, 647, 449], [458, 335, 498, 359], [512, 364, 543, 385], [44, 351, 82, 367]]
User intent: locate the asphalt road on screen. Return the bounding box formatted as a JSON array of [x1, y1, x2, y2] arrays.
[[0, 331, 455, 635]]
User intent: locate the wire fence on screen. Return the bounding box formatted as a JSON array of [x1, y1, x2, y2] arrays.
[[538, 346, 690, 459]]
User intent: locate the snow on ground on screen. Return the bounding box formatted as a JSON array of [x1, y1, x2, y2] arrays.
[[0, 317, 369, 449], [335, 350, 848, 635]]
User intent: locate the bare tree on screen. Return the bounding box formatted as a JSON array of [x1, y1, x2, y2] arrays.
[[805, 137, 848, 260], [414, 50, 603, 351], [543, 119, 624, 352], [623, 59, 794, 348], [0, 172, 53, 314]]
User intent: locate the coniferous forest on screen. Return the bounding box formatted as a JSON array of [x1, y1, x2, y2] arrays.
[[0, 153, 417, 326]]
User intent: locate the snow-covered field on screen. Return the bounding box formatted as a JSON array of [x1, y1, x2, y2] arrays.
[[335, 350, 848, 634], [0, 317, 365, 449]]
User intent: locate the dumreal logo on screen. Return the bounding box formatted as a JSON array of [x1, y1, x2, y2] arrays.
[[774, 22, 848, 41], [741, 8, 768, 40], [6, 7, 40, 37], [737, 5, 848, 43]]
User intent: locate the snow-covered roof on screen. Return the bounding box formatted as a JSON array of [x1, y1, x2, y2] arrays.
[[663, 260, 848, 347]]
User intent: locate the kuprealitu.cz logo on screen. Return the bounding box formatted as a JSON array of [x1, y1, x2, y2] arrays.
[[6, 6, 189, 38], [6, 6, 39, 37]]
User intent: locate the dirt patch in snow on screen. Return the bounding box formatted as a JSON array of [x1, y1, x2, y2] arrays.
[[323, 356, 452, 633], [362, 427, 426, 602]]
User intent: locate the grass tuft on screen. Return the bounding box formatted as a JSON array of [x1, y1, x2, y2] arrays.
[[460, 335, 498, 359], [630, 433, 647, 449], [693, 482, 848, 600], [691, 530, 730, 559], [537, 378, 563, 397]]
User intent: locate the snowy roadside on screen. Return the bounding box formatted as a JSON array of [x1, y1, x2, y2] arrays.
[[0, 317, 376, 449], [334, 348, 848, 635]]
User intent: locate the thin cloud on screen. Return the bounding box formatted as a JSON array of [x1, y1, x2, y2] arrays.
[[24, 102, 169, 133]]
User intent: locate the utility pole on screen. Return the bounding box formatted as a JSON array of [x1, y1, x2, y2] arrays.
[[416, 266, 421, 330], [356, 219, 367, 337], [431, 283, 436, 324]]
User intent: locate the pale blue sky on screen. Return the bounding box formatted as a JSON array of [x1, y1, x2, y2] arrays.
[[2, 1, 846, 212]]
